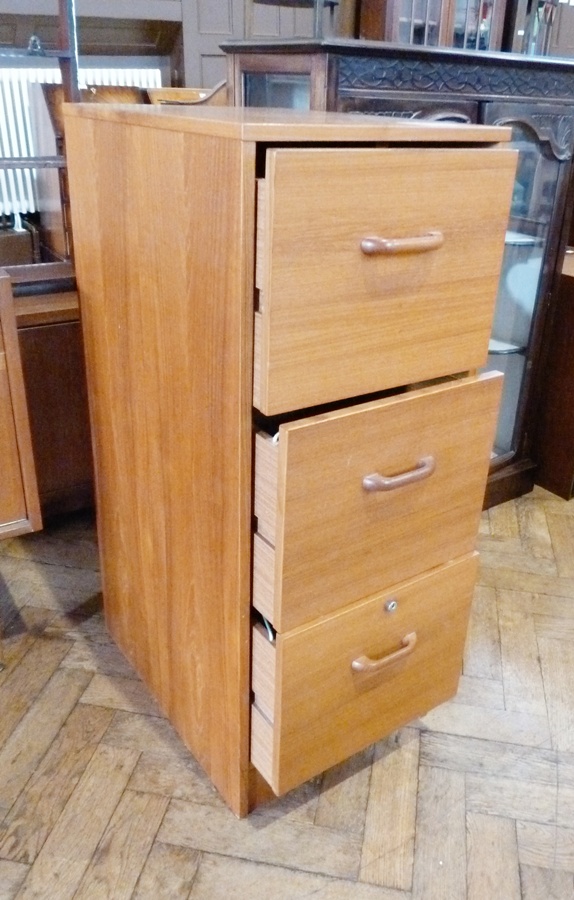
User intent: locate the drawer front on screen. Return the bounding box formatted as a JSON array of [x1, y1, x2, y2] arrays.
[[253, 371, 501, 632], [254, 146, 516, 415], [251, 553, 478, 796]]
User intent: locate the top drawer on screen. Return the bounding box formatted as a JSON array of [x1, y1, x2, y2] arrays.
[[254, 146, 516, 415]]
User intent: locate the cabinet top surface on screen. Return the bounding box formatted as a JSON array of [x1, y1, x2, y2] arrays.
[[62, 104, 511, 144], [221, 37, 574, 71]]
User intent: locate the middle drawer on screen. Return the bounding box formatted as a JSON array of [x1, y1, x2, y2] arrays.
[[253, 370, 502, 631]]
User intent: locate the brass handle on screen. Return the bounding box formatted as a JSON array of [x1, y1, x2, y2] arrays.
[[352, 632, 417, 674], [362, 456, 435, 492], [360, 231, 444, 256]]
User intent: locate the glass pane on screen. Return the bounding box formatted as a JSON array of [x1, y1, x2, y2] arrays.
[[485, 123, 561, 457], [522, 0, 557, 55], [453, 0, 496, 50], [396, 0, 441, 45], [243, 73, 311, 110], [484, 352, 527, 456]]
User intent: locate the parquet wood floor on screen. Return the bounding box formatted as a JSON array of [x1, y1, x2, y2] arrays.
[[1, 485, 574, 898]]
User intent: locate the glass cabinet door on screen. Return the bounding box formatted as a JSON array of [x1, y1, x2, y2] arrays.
[[393, 0, 443, 45], [363, 0, 507, 48], [452, 0, 502, 49], [481, 109, 567, 461], [243, 72, 312, 108]]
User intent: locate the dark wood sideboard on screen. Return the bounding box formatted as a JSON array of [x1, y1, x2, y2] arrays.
[[533, 251, 574, 500]]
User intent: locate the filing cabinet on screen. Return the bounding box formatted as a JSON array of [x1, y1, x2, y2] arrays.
[[63, 105, 515, 815]]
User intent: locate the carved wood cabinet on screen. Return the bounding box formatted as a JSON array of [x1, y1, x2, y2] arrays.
[[64, 104, 514, 814], [224, 39, 574, 507]]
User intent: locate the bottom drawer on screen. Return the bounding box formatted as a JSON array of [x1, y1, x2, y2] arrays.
[[251, 553, 478, 796]]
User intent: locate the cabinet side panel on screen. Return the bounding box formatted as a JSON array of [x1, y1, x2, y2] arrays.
[[0, 342, 29, 530], [64, 114, 255, 816], [18, 321, 94, 516], [0, 275, 42, 537], [533, 273, 574, 499]]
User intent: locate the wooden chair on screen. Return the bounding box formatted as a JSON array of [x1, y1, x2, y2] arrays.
[[146, 80, 228, 107], [245, 0, 340, 38]]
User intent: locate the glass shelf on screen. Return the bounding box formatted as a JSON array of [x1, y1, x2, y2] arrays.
[[488, 338, 526, 355], [485, 121, 561, 459]]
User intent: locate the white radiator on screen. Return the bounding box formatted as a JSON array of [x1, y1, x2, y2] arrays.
[[0, 66, 162, 216]]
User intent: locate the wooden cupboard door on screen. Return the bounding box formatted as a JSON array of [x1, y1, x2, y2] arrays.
[[18, 322, 94, 516], [253, 371, 502, 631], [182, 0, 243, 87], [251, 553, 478, 796], [182, 0, 323, 87], [254, 146, 516, 415], [0, 274, 41, 538]]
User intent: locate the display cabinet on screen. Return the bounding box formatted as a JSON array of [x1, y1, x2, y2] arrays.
[[359, 0, 507, 50], [481, 101, 571, 483], [224, 38, 574, 506]]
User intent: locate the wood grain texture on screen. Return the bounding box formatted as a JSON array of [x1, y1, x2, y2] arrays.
[[63, 103, 513, 145], [254, 373, 501, 631], [0, 351, 28, 531], [64, 113, 256, 816], [0, 705, 113, 865], [158, 797, 364, 879], [463, 584, 502, 680], [13, 291, 79, 328], [255, 146, 516, 414], [0, 858, 28, 897], [62, 105, 513, 814], [16, 744, 139, 900], [1, 485, 574, 893], [0, 637, 71, 746], [467, 812, 521, 900], [252, 556, 477, 794], [314, 745, 374, 834], [131, 842, 200, 899], [498, 589, 547, 716], [411, 766, 466, 900], [360, 729, 419, 889], [0, 272, 41, 539], [0, 667, 92, 810], [73, 789, 169, 900], [17, 321, 93, 517]]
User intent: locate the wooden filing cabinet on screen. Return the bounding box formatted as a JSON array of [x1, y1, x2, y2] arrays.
[[63, 105, 516, 816]]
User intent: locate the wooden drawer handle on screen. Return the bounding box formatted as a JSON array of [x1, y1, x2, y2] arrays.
[[360, 231, 444, 256], [362, 455, 436, 492], [352, 632, 417, 674]]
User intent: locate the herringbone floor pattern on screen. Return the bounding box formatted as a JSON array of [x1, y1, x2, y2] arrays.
[[1, 485, 573, 899]]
